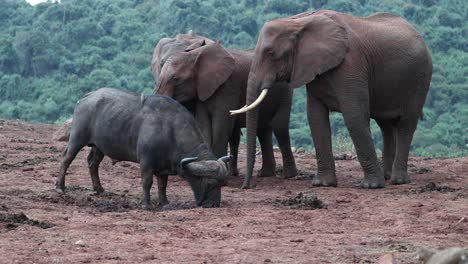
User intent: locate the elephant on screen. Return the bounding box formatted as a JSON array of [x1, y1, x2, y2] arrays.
[[231, 10, 432, 189], [151, 31, 214, 91], [153, 37, 297, 180]]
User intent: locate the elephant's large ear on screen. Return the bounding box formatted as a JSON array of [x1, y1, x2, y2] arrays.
[[151, 37, 175, 84], [290, 14, 348, 88], [194, 42, 235, 101], [185, 39, 206, 52]]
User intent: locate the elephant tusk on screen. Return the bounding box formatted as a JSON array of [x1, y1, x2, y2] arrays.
[[230, 89, 268, 115]]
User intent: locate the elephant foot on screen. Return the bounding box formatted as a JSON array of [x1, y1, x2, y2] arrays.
[[361, 172, 386, 189], [312, 173, 337, 187], [384, 170, 392, 180], [230, 169, 239, 177], [390, 171, 411, 185], [241, 178, 255, 189], [282, 165, 298, 179], [257, 167, 276, 177], [229, 163, 239, 177], [241, 183, 251, 189]]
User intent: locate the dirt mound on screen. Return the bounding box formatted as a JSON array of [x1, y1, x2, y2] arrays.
[[274, 191, 324, 209], [0, 212, 55, 230], [418, 182, 460, 193]]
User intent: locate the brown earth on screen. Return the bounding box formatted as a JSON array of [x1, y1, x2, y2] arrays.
[[0, 119, 466, 263]]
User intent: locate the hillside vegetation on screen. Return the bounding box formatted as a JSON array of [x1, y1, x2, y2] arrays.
[[0, 0, 466, 157]]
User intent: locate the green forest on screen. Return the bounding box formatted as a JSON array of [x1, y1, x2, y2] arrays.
[[0, 0, 466, 157]]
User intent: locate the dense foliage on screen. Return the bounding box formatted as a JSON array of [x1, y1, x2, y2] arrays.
[[0, 0, 466, 157]]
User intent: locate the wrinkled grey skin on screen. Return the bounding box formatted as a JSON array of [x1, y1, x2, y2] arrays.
[[152, 33, 297, 180], [56, 88, 231, 209], [241, 10, 432, 188]]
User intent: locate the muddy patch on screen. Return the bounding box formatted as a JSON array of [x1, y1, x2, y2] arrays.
[[0, 212, 55, 230], [32, 186, 140, 213], [418, 182, 460, 193], [0, 156, 48, 169], [409, 164, 432, 174], [275, 166, 312, 180], [15, 186, 197, 213], [272, 191, 324, 209]]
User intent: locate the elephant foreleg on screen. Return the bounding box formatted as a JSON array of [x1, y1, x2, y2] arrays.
[[195, 104, 212, 147], [271, 89, 297, 179], [306, 88, 336, 187], [338, 87, 384, 188], [257, 127, 276, 177], [228, 127, 241, 176], [211, 114, 231, 158], [272, 128, 297, 179]]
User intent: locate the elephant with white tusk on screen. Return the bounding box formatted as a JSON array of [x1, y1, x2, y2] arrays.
[[231, 10, 432, 189]]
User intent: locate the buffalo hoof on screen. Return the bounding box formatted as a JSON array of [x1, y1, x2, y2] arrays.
[[55, 187, 65, 194], [312, 174, 337, 187], [142, 204, 151, 211], [158, 199, 169, 207], [93, 186, 104, 194]]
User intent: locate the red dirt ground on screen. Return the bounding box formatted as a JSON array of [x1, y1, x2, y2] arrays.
[[0, 119, 466, 263]]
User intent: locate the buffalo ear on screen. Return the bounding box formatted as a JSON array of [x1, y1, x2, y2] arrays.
[[195, 43, 235, 101], [290, 13, 348, 88], [151, 37, 175, 86]]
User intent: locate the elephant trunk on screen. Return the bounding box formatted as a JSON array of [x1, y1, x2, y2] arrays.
[[242, 72, 260, 189]]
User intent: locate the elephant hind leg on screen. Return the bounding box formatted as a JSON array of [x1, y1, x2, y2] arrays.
[[376, 120, 396, 180], [306, 88, 336, 187], [391, 116, 419, 185]]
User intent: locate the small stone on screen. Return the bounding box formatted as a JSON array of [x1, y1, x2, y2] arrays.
[[376, 254, 396, 264], [264, 259, 272, 263], [75, 240, 85, 247], [22, 167, 34, 172]]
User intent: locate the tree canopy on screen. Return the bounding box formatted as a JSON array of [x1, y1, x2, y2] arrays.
[[0, 0, 466, 157]]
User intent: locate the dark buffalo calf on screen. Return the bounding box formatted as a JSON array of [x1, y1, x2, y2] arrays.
[[56, 88, 231, 209]]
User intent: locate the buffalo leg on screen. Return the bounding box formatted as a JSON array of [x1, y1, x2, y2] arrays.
[[56, 142, 85, 193], [140, 161, 153, 210], [156, 174, 169, 206], [87, 147, 105, 194]]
